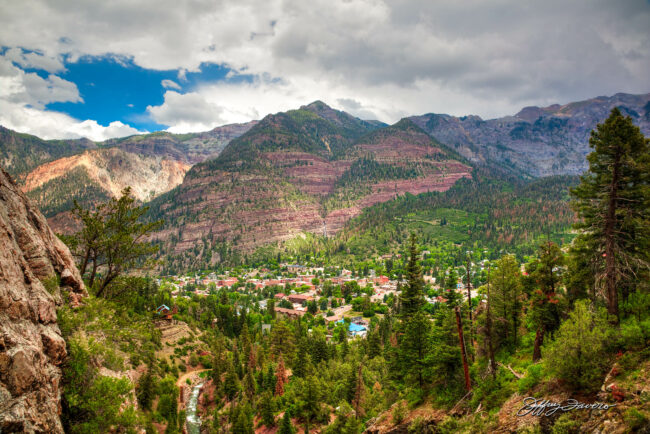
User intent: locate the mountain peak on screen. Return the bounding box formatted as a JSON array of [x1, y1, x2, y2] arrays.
[[302, 100, 332, 111]]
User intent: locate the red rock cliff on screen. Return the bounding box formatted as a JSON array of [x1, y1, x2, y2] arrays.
[[0, 168, 85, 433]]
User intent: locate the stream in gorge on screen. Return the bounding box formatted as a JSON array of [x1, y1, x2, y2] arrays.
[[185, 383, 203, 434]]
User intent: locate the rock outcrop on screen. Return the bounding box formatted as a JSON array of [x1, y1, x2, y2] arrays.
[[0, 168, 85, 433], [410, 92, 650, 177]]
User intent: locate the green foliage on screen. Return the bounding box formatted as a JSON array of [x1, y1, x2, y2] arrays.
[[278, 410, 295, 434], [391, 401, 407, 425], [490, 254, 523, 351], [550, 413, 581, 434], [259, 391, 276, 427], [400, 234, 425, 317], [400, 311, 433, 389], [517, 364, 544, 394], [136, 368, 155, 411], [66, 186, 162, 296], [543, 300, 612, 391], [570, 107, 650, 319], [61, 338, 138, 433], [27, 166, 110, 217], [623, 408, 649, 431]]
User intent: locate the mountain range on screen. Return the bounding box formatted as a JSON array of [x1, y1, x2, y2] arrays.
[[1, 92, 649, 265]]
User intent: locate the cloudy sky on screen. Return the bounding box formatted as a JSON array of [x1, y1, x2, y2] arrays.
[[1, 0, 649, 140]]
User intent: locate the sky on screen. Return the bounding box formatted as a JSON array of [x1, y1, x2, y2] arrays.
[[0, 0, 649, 141]]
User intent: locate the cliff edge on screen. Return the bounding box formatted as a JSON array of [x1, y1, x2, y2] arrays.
[[0, 167, 85, 433]]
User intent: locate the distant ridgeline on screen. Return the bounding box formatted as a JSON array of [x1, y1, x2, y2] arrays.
[[1, 93, 649, 272]]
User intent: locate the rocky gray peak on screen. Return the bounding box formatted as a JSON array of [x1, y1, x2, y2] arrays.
[[410, 92, 650, 177], [0, 168, 85, 433]]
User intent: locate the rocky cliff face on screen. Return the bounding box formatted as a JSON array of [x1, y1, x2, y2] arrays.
[[410, 92, 650, 177], [0, 168, 85, 433]]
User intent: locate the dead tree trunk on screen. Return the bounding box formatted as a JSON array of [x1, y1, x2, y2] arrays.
[[605, 148, 621, 323], [455, 306, 471, 391], [486, 265, 496, 379], [466, 256, 473, 359], [532, 326, 544, 362]]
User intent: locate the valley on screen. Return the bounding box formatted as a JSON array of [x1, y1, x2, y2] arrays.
[[0, 94, 649, 434]]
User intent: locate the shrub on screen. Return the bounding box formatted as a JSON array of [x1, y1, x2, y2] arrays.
[[408, 416, 434, 433], [392, 401, 407, 425], [623, 408, 648, 431], [518, 364, 544, 394], [551, 413, 581, 433], [543, 301, 611, 392], [619, 319, 645, 350]]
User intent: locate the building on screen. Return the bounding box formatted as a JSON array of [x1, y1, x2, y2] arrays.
[[156, 304, 177, 321], [275, 307, 306, 318], [288, 293, 314, 305]]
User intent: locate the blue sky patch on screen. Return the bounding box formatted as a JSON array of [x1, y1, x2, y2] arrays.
[[35, 55, 236, 131]]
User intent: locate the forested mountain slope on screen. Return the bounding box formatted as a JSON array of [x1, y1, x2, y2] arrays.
[[146, 103, 471, 271]]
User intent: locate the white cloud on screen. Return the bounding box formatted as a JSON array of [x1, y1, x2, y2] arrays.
[[0, 0, 649, 133], [147, 90, 225, 132], [161, 79, 181, 90], [0, 47, 145, 140], [0, 101, 144, 141], [0, 57, 81, 108], [4, 47, 65, 73]]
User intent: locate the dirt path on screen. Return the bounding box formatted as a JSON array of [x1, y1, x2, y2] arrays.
[[176, 368, 210, 388]]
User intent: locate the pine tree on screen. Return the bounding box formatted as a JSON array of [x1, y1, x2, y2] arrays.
[[527, 241, 564, 361], [570, 107, 650, 322], [243, 368, 257, 400], [259, 391, 276, 427], [224, 359, 240, 401], [264, 363, 276, 392], [278, 410, 295, 434], [367, 329, 382, 359], [293, 340, 308, 378], [490, 254, 523, 351], [401, 311, 433, 388], [136, 367, 154, 411], [443, 268, 462, 306], [400, 234, 425, 317]]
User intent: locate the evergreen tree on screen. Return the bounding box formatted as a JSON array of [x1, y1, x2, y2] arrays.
[[264, 363, 276, 392], [443, 268, 462, 306], [68, 187, 162, 296], [259, 391, 276, 427], [231, 402, 254, 434], [490, 254, 523, 351], [400, 233, 425, 317], [544, 300, 611, 392], [367, 329, 382, 359], [570, 108, 650, 322], [242, 368, 257, 400], [136, 367, 154, 411], [293, 340, 308, 378], [224, 359, 240, 400], [401, 311, 433, 388], [278, 410, 295, 434], [527, 241, 564, 361]]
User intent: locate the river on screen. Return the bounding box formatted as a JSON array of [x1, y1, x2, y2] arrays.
[[185, 382, 203, 434]]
